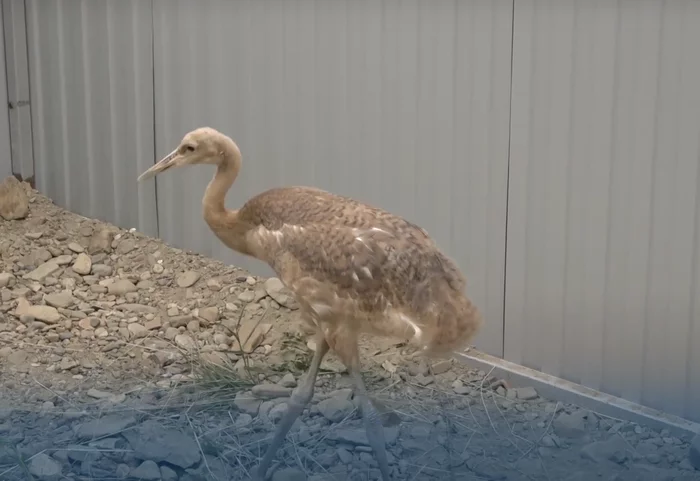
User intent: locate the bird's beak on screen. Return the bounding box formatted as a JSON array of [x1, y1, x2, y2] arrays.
[[137, 148, 181, 182]]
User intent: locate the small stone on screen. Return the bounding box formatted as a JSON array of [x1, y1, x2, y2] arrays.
[[27, 452, 62, 479], [176, 270, 201, 288], [160, 465, 178, 481], [690, 434, 700, 470], [317, 396, 355, 423], [128, 323, 149, 338], [75, 415, 138, 438], [237, 290, 255, 302], [116, 238, 136, 255], [252, 383, 292, 399], [67, 242, 84, 253], [431, 360, 452, 375], [0, 176, 29, 220], [88, 228, 113, 254], [44, 291, 75, 309], [23, 261, 60, 281], [78, 317, 97, 330], [175, 333, 196, 350], [513, 386, 538, 400], [108, 279, 137, 295], [0, 272, 14, 288], [72, 253, 92, 275], [199, 306, 219, 324], [279, 373, 297, 387], [554, 411, 587, 438], [580, 436, 629, 464], [234, 391, 262, 416], [130, 460, 161, 480], [272, 467, 307, 481], [26, 305, 61, 324], [452, 380, 472, 395], [86, 389, 113, 399]]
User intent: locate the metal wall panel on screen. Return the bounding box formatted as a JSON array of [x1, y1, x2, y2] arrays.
[[0, 2, 13, 180], [505, 0, 700, 422], [152, 0, 514, 356], [2, 0, 33, 183], [24, 0, 157, 237]]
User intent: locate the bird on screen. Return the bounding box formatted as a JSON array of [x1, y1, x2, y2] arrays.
[[137, 127, 483, 481]]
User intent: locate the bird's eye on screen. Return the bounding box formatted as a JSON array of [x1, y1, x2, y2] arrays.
[[183, 145, 195, 153]]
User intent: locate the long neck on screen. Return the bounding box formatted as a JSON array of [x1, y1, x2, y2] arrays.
[[202, 144, 254, 255], [203, 159, 238, 217]]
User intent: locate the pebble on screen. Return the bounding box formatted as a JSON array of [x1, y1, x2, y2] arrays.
[[252, 383, 293, 399], [72, 253, 92, 275], [176, 270, 201, 288], [108, 279, 137, 295], [130, 460, 161, 480], [27, 452, 62, 479]]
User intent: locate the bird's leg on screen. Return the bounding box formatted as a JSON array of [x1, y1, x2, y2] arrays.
[[346, 355, 392, 481], [255, 332, 329, 480]]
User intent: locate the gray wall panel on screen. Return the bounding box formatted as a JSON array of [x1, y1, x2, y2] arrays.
[[505, 0, 700, 422], [24, 0, 157, 236]]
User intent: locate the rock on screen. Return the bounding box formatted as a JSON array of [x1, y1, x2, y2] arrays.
[[88, 228, 113, 254], [44, 291, 75, 309], [513, 386, 538, 400], [108, 279, 137, 295], [264, 277, 298, 308], [690, 434, 700, 470], [234, 390, 262, 416], [161, 465, 179, 481], [0, 272, 14, 288], [279, 373, 297, 387], [176, 270, 201, 288], [121, 419, 201, 469], [128, 323, 149, 338], [27, 452, 62, 479], [67, 242, 84, 253], [130, 460, 161, 480], [553, 411, 587, 438], [198, 306, 219, 324], [72, 253, 92, 275], [23, 260, 60, 281], [317, 396, 355, 423], [252, 383, 292, 399], [0, 176, 29, 221], [431, 359, 452, 375], [75, 414, 138, 438], [328, 426, 399, 446], [26, 305, 61, 324], [86, 389, 113, 399], [272, 467, 307, 481], [175, 333, 196, 350], [116, 238, 136, 255], [237, 290, 255, 302], [581, 436, 630, 464]]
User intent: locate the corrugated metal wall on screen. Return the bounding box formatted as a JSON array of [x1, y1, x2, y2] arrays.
[[11, 0, 700, 422], [24, 0, 158, 237], [505, 0, 700, 423], [0, 2, 13, 180], [2, 0, 33, 183], [151, 0, 514, 357]]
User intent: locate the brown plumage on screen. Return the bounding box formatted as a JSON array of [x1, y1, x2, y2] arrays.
[[138, 127, 483, 481]]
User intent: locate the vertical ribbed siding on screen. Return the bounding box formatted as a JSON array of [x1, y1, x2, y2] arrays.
[[2, 0, 33, 182], [152, 0, 513, 357], [505, 0, 700, 422], [0, 2, 12, 179], [24, 0, 157, 237]]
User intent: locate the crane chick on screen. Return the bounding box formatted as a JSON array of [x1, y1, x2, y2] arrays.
[[137, 127, 483, 481]]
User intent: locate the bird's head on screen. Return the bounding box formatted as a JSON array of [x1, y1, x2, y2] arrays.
[[137, 127, 240, 182]]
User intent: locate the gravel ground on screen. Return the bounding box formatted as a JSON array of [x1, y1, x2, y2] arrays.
[[1, 178, 699, 481]]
